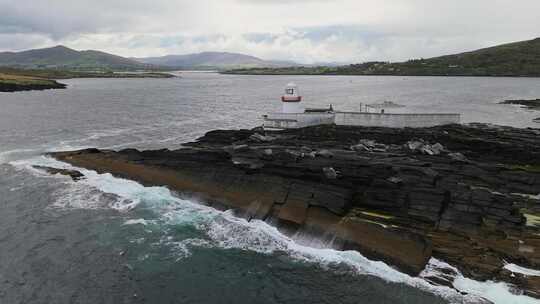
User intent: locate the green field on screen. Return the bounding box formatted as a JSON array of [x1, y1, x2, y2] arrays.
[[0, 73, 66, 92]]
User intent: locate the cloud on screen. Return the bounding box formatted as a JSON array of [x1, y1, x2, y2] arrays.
[[0, 0, 539, 63]]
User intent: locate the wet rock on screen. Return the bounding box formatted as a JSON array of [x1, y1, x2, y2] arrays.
[[351, 143, 370, 152], [278, 200, 308, 225], [316, 149, 334, 158], [300, 146, 312, 153], [448, 152, 468, 162], [340, 219, 433, 276], [406, 140, 424, 151], [32, 166, 84, 181], [387, 176, 403, 184], [322, 167, 338, 179], [500, 99, 540, 110], [259, 148, 274, 160], [351, 139, 388, 152], [406, 140, 446, 155], [249, 133, 276, 143], [232, 144, 249, 152], [50, 123, 540, 296], [431, 143, 446, 154]]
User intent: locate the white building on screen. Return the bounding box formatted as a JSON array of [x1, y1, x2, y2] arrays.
[[263, 83, 461, 129]]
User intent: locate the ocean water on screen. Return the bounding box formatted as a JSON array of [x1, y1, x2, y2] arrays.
[[1, 72, 539, 304]]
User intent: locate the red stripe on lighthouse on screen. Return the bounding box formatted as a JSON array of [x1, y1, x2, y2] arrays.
[[282, 96, 302, 102]]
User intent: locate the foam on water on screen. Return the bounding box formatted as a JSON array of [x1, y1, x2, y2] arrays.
[[454, 278, 538, 304], [425, 259, 540, 304], [123, 219, 150, 226], [0, 148, 38, 164], [504, 263, 540, 277], [10, 156, 540, 304]]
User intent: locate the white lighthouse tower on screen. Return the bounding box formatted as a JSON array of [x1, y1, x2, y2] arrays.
[[281, 82, 304, 114]]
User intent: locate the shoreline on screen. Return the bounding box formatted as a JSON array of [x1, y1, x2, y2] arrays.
[[221, 71, 540, 78], [0, 70, 176, 92], [47, 123, 540, 299], [0, 82, 67, 92], [0, 73, 67, 92]]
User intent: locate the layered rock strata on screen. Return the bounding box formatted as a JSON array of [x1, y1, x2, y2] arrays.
[[50, 123, 540, 297]]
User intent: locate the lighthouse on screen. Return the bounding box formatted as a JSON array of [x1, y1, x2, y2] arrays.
[[264, 83, 461, 129], [281, 82, 304, 114]]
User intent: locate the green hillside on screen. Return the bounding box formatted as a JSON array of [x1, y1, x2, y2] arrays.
[[225, 37, 540, 77], [0, 45, 151, 71]]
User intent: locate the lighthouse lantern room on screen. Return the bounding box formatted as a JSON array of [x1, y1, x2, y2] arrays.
[[281, 82, 304, 114]]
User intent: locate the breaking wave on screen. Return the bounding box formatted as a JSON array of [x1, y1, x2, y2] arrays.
[[9, 155, 540, 304]]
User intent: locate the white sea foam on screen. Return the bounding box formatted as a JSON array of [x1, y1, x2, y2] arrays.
[[0, 148, 38, 164], [57, 128, 131, 147], [504, 263, 540, 277], [10, 155, 540, 304], [165, 238, 212, 260], [123, 219, 150, 226], [425, 259, 540, 304], [454, 278, 538, 304]]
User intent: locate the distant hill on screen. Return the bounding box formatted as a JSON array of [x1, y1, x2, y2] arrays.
[[225, 37, 540, 77], [0, 45, 150, 70], [135, 52, 297, 69]]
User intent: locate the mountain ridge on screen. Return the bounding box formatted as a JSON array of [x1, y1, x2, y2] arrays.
[[0, 45, 150, 70], [135, 51, 298, 69], [0, 46, 299, 70]]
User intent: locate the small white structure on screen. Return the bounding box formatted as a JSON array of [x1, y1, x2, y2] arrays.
[[263, 83, 461, 129], [281, 83, 304, 114]]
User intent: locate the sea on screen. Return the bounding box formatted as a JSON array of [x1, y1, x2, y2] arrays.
[[1, 72, 539, 304]]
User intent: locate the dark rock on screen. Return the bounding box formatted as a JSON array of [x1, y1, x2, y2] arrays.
[[49, 123, 540, 296], [278, 200, 309, 225], [315, 149, 334, 158], [0, 80, 67, 92], [322, 167, 338, 179], [32, 166, 84, 181], [249, 133, 276, 143], [448, 152, 468, 162], [500, 99, 540, 110]]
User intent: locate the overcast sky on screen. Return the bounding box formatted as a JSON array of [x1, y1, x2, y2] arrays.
[[1, 0, 539, 63]]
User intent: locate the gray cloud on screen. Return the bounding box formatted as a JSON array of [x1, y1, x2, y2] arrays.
[[0, 0, 538, 63]]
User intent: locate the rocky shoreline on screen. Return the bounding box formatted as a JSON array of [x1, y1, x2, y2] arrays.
[[0, 78, 66, 92], [500, 99, 540, 110], [49, 123, 540, 298]]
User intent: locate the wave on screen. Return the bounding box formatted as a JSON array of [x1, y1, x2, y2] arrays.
[[10, 156, 540, 304], [0, 148, 39, 164]]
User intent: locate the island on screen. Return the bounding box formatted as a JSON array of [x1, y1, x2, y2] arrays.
[[45, 123, 540, 298], [0, 69, 175, 92]]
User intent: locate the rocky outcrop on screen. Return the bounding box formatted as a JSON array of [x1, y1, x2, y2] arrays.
[[0, 81, 66, 92], [500, 99, 540, 110], [32, 165, 84, 180], [50, 123, 540, 297]]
